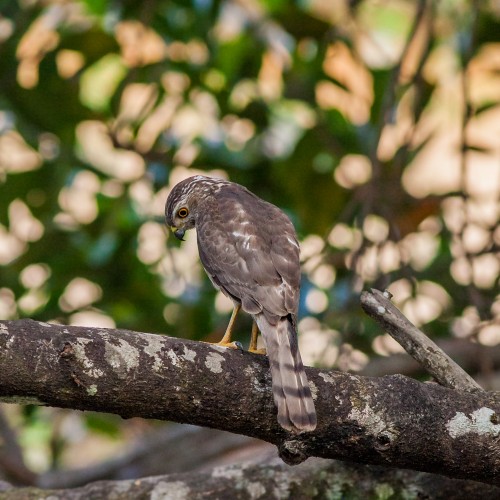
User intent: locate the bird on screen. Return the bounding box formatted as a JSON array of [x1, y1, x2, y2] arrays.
[[165, 175, 317, 433]]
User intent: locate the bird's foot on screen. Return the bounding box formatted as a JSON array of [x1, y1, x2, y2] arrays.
[[248, 346, 267, 355], [211, 340, 243, 350]]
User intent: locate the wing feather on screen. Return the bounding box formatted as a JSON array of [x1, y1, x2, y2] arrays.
[[195, 186, 300, 320]]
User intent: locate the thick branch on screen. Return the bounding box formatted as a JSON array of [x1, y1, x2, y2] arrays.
[[3, 458, 500, 499], [360, 289, 482, 392], [0, 319, 499, 485]]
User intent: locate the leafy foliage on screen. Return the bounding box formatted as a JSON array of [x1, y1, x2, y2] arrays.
[[0, 0, 499, 474]]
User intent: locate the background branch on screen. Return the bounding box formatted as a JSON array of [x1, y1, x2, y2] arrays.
[[360, 289, 483, 392], [361, 338, 500, 385], [3, 457, 500, 500]]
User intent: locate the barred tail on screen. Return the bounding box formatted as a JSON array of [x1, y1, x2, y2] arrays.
[[255, 314, 317, 433]]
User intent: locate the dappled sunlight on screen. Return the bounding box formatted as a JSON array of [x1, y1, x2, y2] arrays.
[[59, 277, 103, 313], [137, 222, 167, 265], [300, 235, 325, 262], [305, 289, 329, 314], [76, 121, 145, 181], [158, 232, 202, 300], [135, 96, 183, 153], [1, 0, 500, 485], [163, 302, 180, 325], [362, 215, 389, 244], [402, 131, 463, 198], [16, 6, 61, 88], [258, 51, 284, 101], [309, 264, 336, 289], [471, 254, 499, 290], [0, 131, 42, 173], [262, 101, 316, 159], [378, 241, 401, 273], [0, 288, 17, 319], [336, 344, 370, 372], [0, 225, 27, 265], [388, 279, 451, 328], [328, 223, 361, 250], [19, 263, 51, 289], [317, 40, 374, 123], [215, 291, 234, 314], [69, 310, 116, 328], [298, 316, 340, 367], [117, 84, 159, 127], [115, 21, 168, 67], [478, 323, 500, 346], [8, 200, 44, 243], [451, 306, 480, 338], [56, 170, 100, 227], [18, 289, 49, 315], [372, 333, 406, 356], [322, 41, 374, 121], [56, 49, 85, 79], [334, 154, 372, 188], [400, 231, 440, 271], [222, 115, 256, 152]]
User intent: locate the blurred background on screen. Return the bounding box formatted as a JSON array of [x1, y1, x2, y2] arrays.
[[0, 0, 499, 490]]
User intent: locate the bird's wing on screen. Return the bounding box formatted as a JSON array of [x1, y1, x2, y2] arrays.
[[196, 188, 300, 321]]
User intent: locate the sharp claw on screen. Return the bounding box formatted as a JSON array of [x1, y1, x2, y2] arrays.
[[210, 340, 241, 350]]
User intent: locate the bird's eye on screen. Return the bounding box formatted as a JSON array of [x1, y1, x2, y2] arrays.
[[177, 207, 189, 218]]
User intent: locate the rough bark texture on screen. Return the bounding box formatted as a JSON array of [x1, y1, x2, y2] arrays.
[[1, 319, 500, 486], [2, 458, 500, 500]]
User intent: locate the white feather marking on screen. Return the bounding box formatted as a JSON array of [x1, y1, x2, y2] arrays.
[[232, 230, 251, 242], [287, 237, 299, 249]]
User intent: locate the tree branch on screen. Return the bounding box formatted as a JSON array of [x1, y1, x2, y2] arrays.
[[360, 289, 483, 392], [3, 457, 500, 499], [0, 318, 499, 485]]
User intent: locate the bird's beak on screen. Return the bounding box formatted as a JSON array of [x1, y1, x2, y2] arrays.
[[170, 227, 185, 241]]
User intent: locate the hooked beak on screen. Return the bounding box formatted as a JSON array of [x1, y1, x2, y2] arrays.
[[170, 227, 185, 241]]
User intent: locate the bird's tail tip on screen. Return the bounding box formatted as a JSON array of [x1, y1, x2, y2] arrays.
[[279, 415, 317, 434]]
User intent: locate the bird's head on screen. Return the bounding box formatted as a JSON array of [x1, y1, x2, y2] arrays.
[[165, 175, 224, 240], [165, 182, 197, 241]]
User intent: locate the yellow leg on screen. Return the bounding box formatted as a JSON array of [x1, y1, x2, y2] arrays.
[[213, 303, 241, 348], [248, 322, 266, 354]]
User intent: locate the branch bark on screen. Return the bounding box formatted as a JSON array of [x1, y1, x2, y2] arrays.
[[0, 317, 500, 485], [3, 457, 500, 500]]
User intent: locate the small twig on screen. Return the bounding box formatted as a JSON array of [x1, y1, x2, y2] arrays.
[[360, 288, 483, 393]]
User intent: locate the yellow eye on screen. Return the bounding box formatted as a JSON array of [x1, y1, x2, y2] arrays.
[[177, 207, 189, 218]]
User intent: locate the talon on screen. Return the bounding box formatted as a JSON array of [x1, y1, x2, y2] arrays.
[[212, 341, 241, 349]]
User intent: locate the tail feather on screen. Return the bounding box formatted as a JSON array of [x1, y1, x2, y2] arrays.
[[255, 314, 317, 433]]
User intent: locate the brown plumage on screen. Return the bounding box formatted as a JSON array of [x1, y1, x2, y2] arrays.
[[165, 175, 317, 433]]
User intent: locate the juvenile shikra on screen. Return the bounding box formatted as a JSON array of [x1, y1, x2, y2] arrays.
[[165, 175, 317, 433]]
